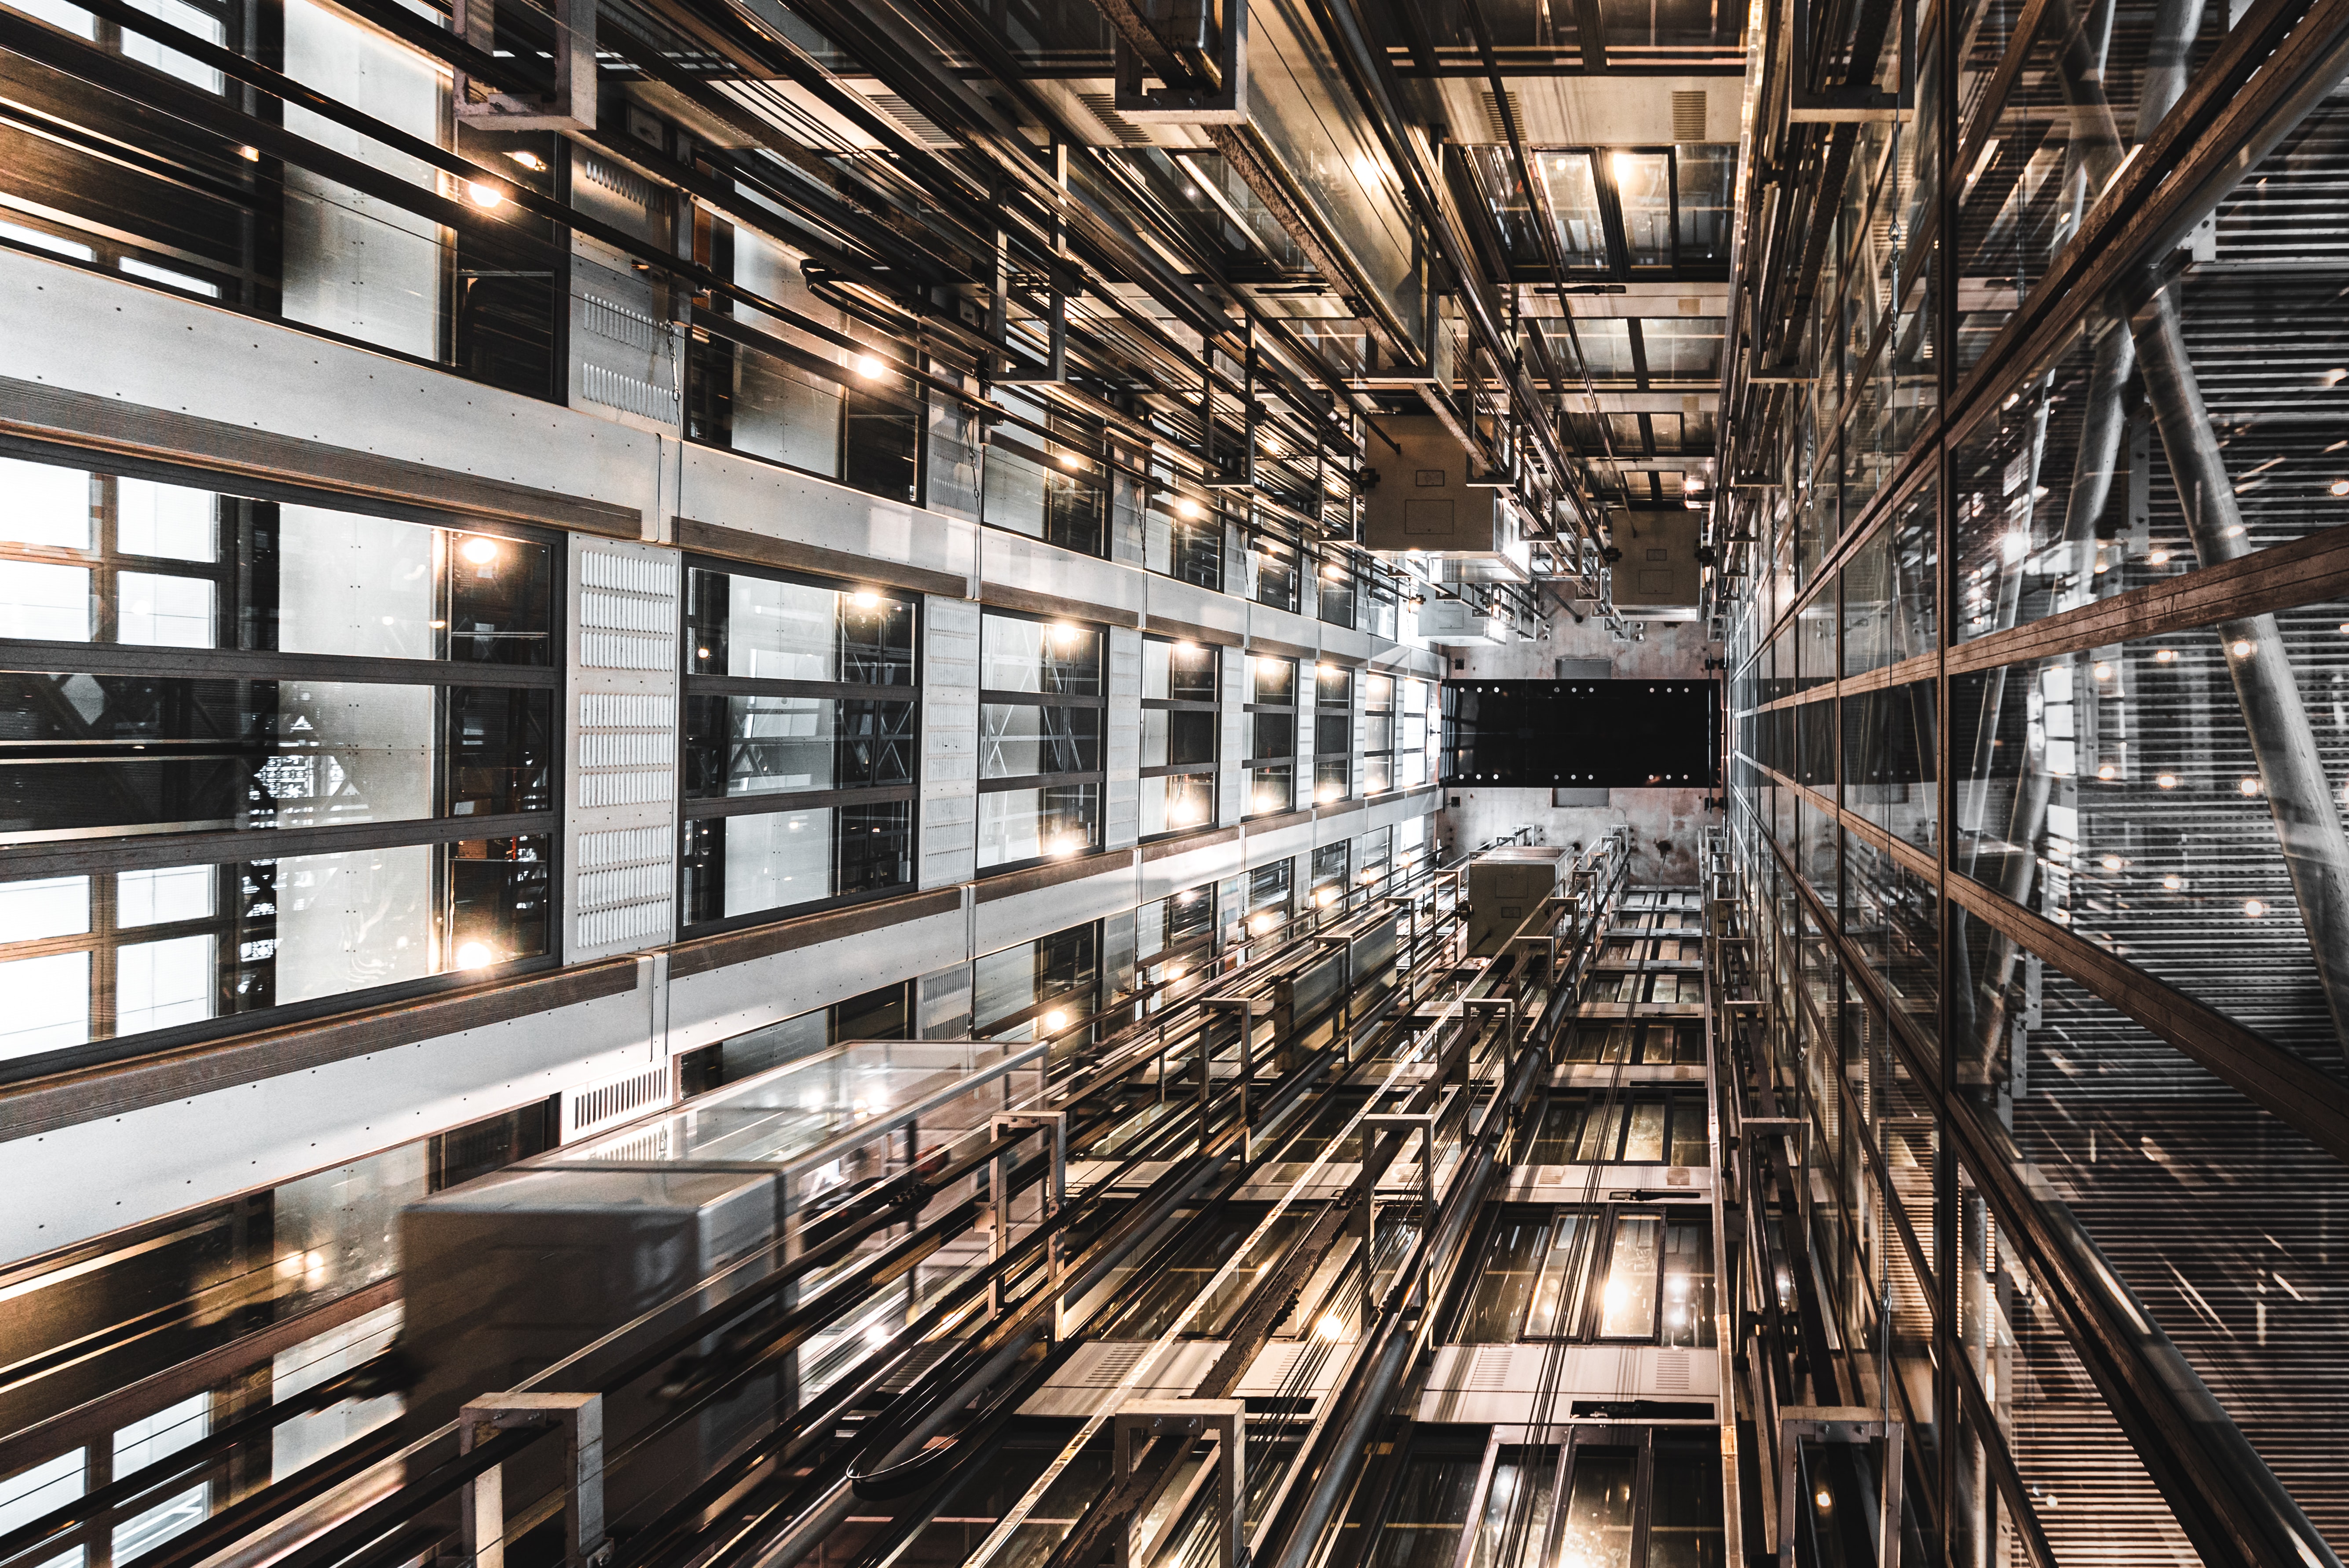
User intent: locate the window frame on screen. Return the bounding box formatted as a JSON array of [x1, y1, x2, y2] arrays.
[[1139, 633, 1220, 842], [676, 556, 921, 934], [1243, 652, 1299, 819], [976, 607, 1108, 875], [0, 465, 563, 1078]]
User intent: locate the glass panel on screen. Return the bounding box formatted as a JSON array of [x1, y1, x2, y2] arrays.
[[981, 614, 1102, 694], [687, 571, 915, 684], [1142, 772, 1216, 837], [1611, 153, 1673, 265], [1638, 317, 1724, 380], [1622, 1100, 1666, 1161], [1674, 146, 1735, 264], [1143, 637, 1218, 702], [1142, 708, 1217, 770], [979, 703, 1102, 779], [1558, 1448, 1637, 1568], [977, 783, 1099, 868], [1597, 1214, 1661, 1336], [1954, 603, 2349, 1080], [1456, 1210, 1551, 1341], [680, 804, 911, 922], [1525, 1210, 1593, 1337], [683, 694, 914, 797], [1540, 151, 1609, 266], [1659, 1215, 1715, 1348]]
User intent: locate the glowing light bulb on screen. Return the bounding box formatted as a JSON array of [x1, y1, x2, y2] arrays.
[[854, 353, 885, 378], [454, 941, 494, 969], [1176, 497, 1203, 519], [1164, 963, 1185, 980], [2096, 764, 2117, 781], [1322, 562, 1344, 581], [1251, 913, 1275, 934], [507, 150, 547, 171], [2231, 638, 2256, 659], [1316, 887, 1336, 905], [2162, 874, 2182, 890], [1313, 1312, 1346, 1342], [1042, 1008, 1068, 1031], [2148, 549, 2172, 565], [2330, 479, 2349, 497], [2093, 662, 2112, 681], [2101, 855, 2123, 870], [2240, 776, 2261, 797], [461, 535, 500, 565], [466, 180, 503, 208], [2154, 648, 2177, 662], [867, 1321, 891, 1346], [2156, 772, 2179, 789], [2244, 899, 2268, 919]]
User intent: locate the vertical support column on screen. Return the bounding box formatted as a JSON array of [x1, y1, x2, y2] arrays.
[[991, 1111, 1067, 1337], [921, 595, 982, 890], [1115, 1402, 1246, 1568], [1218, 643, 1245, 830], [459, 1393, 606, 1568], [1106, 626, 1143, 852], [567, 537, 681, 965]]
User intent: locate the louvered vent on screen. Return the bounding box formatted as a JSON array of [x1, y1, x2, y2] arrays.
[[1077, 92, 1148, 146], [1672, 90, 1708, 142], [562, 1063, 674, 1141], [864, 91, 959, 148], [1481, 90, 1525, 143]]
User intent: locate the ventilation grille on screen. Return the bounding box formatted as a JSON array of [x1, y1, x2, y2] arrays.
[[582, 362, 681, 425], [1672, 90, 1708, 142], [562, 1063, 673, 1141], [1077, 1343, 1150, 1385], [863, 91, 958, 148], [1077, 92, 1148, 146], [1481, 90, 1525, 143], [577, 154, 658, 210], [1468, 1346, 1515, 1389], [583, 295, 672, 353], [1653, 1350, 1690, 1392], [579, 1123, 673, 1162], [578, 550, 679, 671]]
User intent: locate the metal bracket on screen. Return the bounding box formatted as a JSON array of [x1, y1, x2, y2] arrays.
[[1786, 0, 1914, 122], [459, 1392, 604, 1568], [1117, 1400, 1247, 1568], [991, 1112, 1068, 1335], [450, 0, 595, 131], [1357, 1111, 1436, 1313], [1113, 0, 1249, 123], [1777, 1407, 1903, 1568], [1204, 994, 1270, 1155]]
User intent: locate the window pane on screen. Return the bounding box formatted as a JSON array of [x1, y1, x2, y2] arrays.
[[0, 458, 92, 548], [1251, 710, 1295, 762], [0, 561, 91, 641], [1598, 1215, 1663, 1336], [1660, 1216, 1715, 1348], [981, 703, 1101, 779], [685, 694, 913, 796], [1560, 1451, 1639, 1568], [1246, 763, 1294, 817], [0, 950, 90, 1060], [278, 507, 436, 658], [117, 479, 216, 561], [1524, 1211, 1592, 1337], [982, 615, 1101, 694], [1249, 654, 1295, 705], [1540, 151, 1607, 265], [1623, 1100, 1666, 1161], [1142, 772, 1216, 837], [0, 875, 89, 940], [1456, 1210, 1549, 1341], [977, 783, 1099, 868], [116, 934, 214, 1034], [1612, 153, 1672, 264], [275, 844, 432, 1005]]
